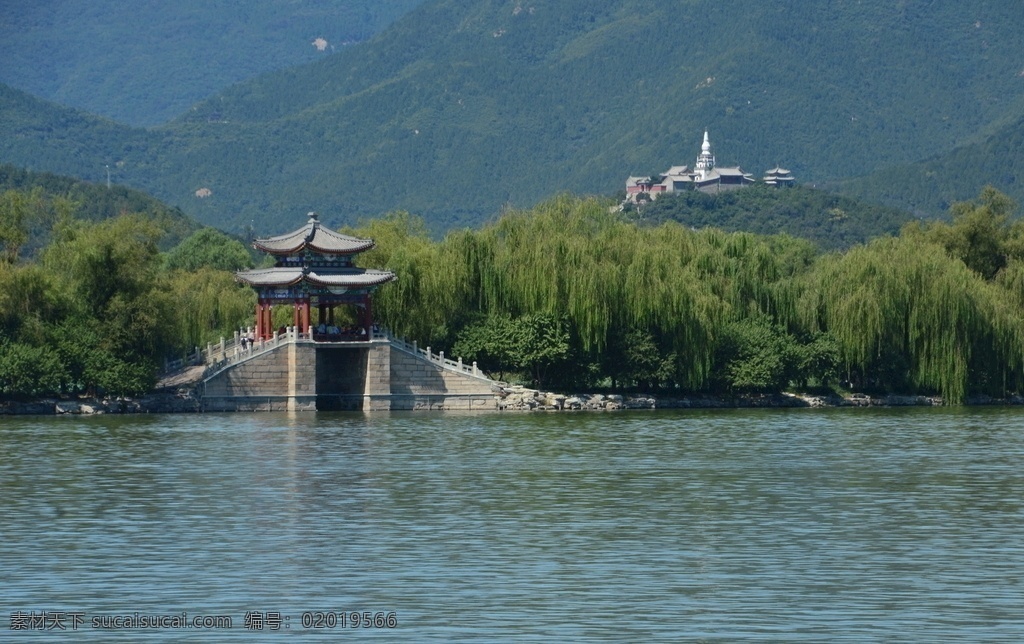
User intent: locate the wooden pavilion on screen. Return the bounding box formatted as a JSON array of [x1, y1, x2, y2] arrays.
[[235, 213, 395, 340]]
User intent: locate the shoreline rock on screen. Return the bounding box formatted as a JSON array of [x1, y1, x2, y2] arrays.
[[0, 390, 201, 416], [495, 387, 1021, 411], [1, 388, 1022, 416]]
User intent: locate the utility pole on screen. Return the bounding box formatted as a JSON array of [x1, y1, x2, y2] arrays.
[[105, 164, 111, 189]]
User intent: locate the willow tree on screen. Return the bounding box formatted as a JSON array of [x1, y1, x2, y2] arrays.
[[801, 236, 1024, 402], [448, 196, 735, 387], [351, 196, 833, 390], [165, 268, 254, 352], [350, 211, 470, 345], [901, 186, 1018, 280]]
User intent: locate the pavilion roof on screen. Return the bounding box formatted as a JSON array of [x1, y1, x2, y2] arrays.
[[253, 212, 375, 255], [235, 266, 396, 288]]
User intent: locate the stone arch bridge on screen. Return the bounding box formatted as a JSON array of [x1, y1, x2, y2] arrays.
[[185, 328, 500, 412]]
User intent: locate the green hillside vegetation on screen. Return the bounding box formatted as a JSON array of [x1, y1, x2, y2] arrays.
[[0, 164, 200, 254], [1, 1, 1023, 235], [626, 185, 916, 250], [0, 188, 254, 398], [0, 84, 149, 179], [836, 113, 1024, 218], [2, 187, 1023, 403], [0, 0, 425, 126]]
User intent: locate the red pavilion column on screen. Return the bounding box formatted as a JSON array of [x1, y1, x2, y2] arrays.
[[293, 298, 311, 335], [255, 298, 263, 340], [263, 302, 273, 340], [257, 298, 275, 340]]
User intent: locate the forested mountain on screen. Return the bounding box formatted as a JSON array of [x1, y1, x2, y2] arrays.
[[1, 0, 1022, 235], [834, 114, 1024, 217], [628, 185, 916, 251], [0, 165, 200, 255], [0, 0, 425, 126]]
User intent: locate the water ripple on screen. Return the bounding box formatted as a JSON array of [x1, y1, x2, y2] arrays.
[[1, 407, 1023, 640]]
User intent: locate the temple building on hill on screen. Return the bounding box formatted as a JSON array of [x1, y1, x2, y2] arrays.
[[624, 131, 794, 203], [763, 166, 796, 187], [235, 212, 395, 341]]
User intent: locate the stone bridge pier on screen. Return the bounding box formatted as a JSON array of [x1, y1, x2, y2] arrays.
[[200, 335, 498, 412]]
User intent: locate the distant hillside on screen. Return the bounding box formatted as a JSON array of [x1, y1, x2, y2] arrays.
[[0, 164, 200, 253], [628, 185, 915, 250], [0, 0, 425, 126], [1, 0, 1023, 235], [0, 84, 148, 177], [834, 114, 1024, 219]]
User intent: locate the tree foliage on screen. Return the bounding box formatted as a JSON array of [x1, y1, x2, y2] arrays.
[[0, 187, 252, 398], [631, 184, 913, 250], [1, 185, 1023, 404], [902, 186, 1019, 279], [164, 228, 253, 272], [712, 316, 798, 393], [350, 189, 1024, 402]]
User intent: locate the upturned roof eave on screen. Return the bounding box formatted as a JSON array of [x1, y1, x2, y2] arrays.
[[252, 214, 377, 255], [235, 266, 396, 289]]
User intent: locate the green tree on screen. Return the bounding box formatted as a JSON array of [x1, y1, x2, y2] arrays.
[[0, 340, 67, 397], [165, 268, 255, 352], [510, 313, 570, 390], [44, 214, 164, 307], [903, 186, 1018, 280], [604, 328, 676, 390], [799, 234, 1024, 402], [41, 215, 172, 394], [165, 227, 253, 272], [0, 188, 33, 263], [791, 332, 841, 390], [451, 314, 519, 381], [713, 316, 798, 393], [451, 313, 569, 388]]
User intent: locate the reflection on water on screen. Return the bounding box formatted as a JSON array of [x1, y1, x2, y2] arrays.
[[2, 408, 1023, 640]]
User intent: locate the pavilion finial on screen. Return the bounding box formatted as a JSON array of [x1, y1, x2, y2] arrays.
[[307, 211, 319, 223]]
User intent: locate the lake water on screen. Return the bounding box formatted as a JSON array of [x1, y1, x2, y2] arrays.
[[2, 407, 1023, 641]]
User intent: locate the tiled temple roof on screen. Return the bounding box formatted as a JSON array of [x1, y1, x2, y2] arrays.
[[235, 267, 396, 288], [252, 212, 375, 255]]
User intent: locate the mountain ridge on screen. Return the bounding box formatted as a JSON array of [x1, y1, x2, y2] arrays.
[[0, 0, 426, 127], [1, 0, 1022, 234]]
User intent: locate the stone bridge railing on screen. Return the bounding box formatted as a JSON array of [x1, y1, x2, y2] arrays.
[[386, 333, 498, 384], [166, 326, 499, 385]]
